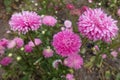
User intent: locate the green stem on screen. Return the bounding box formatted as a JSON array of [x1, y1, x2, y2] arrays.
[[81, 38, 88, 48]]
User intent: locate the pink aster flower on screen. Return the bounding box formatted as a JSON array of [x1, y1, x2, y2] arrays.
[[66, 73, 75, 80], [111, 51, 118, 58], [64, 20, 72, 28], [102, 54, 107, 59], [52, 59, 62, 69], [24, 44, 33, 53], [66, 4, 75, 10], [117, 8, 120, 16], [88, 0, 93, 3], [0, 38, 8, 47], [78, 8, 119, 42], [94, 45, 99, 51], [7, 40, 16, 49], [42, 16, 57, 26], [0, 57, 12, 66], [34, 38, 42, 46], [64, 54, 83, 69], [28, 38, 42, 47], [9, 11, 42, 34], [43, 48, 54, 58], [14, 37, 24, 48], [52, 30, 81, 57]]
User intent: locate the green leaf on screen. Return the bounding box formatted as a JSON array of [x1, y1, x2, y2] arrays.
[[21, 75, 29, 80], [84, 56, 95, 68], [105, 71, 111, 79], [116, 73, 120, 80]]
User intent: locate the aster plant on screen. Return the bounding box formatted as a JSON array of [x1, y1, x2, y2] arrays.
[[0, 0, 120, 80]]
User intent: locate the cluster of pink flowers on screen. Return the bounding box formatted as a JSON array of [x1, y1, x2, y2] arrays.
[[0, 38, 24, 51], [52, 30, 84, 70], [9, 11, 42, 34], [9, 11, 57, 34], [24, 38, 42, 53], [4, 7, 119, 80], [7, 38, 24, 49], [28, 38, 42, 47], [0, 39, 13, 66], [78, 8, 119, 42], [52, 30, 81, 57]]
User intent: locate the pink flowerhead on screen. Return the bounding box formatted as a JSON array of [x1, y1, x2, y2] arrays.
[[111, 51, 118, 58], [64, 54, 83, 69], [66, 73, 75, 80], [34, 38, 42, 46], [24, 44, 33, 53], [88, 0, 93, 3], [66, 4, 75, 10], [14, 37, 24, 48], [78, 8, 119, 42], [0, 38, 8, 47], [9, 11, 42, 34], [52, 59, 62, 69], [102, 54, 107, 59], [42, 16, 57, 26], [28, 38, 42, 47], [7, 40, 16, 49], [0, 57, 12, 66], [117, 8, 120, 16], [52, 30, 81, 57], [94, 45, 99, 51], [43, 48, 54, 58], [64, 20, 72, 28]]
